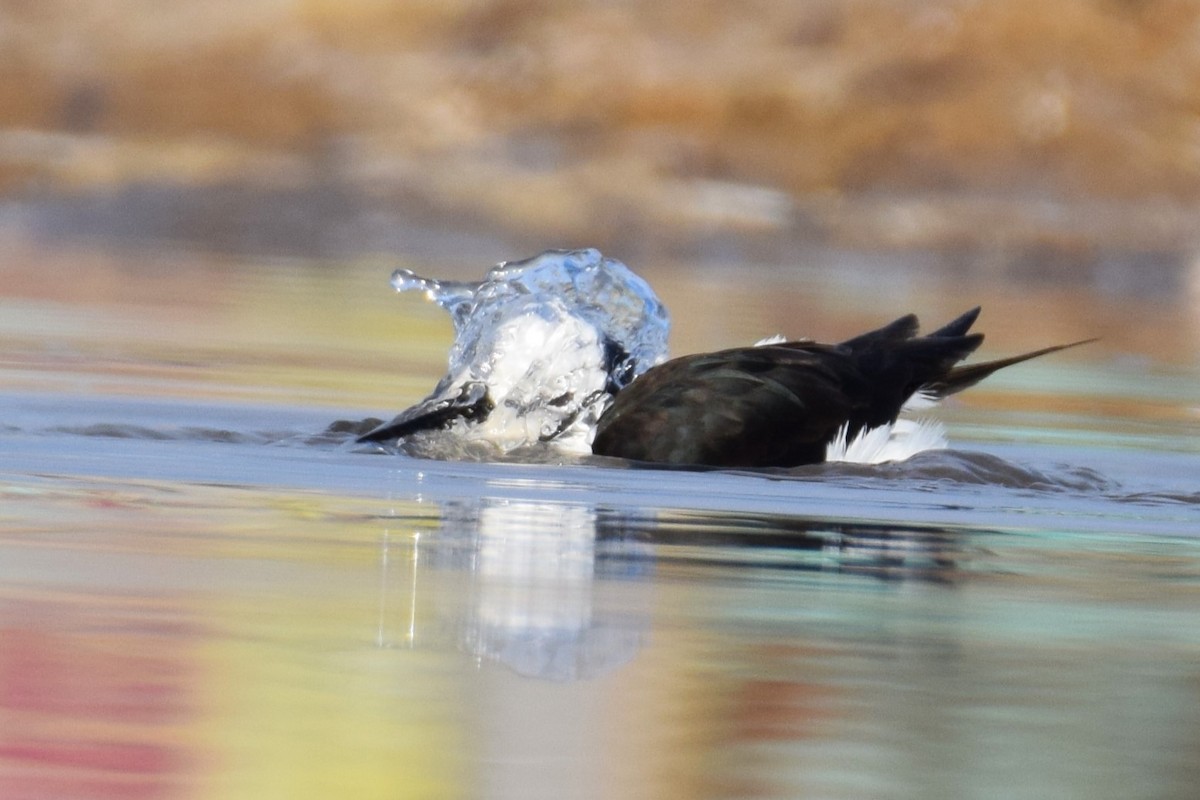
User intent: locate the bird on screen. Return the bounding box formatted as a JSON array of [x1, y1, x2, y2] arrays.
[[355, 248, 670, 454], [591, 307, 1093, 468], [354, 307, 630, 452]]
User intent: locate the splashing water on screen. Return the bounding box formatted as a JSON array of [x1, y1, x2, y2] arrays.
[[363, 249, 670, 455]]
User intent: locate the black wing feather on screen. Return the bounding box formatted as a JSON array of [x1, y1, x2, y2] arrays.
[[593, 308, 1086, 468]]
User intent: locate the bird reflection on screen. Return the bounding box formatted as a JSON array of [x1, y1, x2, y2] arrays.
[[376, 498, 650, 681], [375, 497, 970, 680]]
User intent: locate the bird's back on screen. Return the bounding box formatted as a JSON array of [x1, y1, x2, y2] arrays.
[[592, 310, 991, 468]]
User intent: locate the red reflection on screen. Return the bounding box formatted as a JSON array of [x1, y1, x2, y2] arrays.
[[732, 677, 842, 742], [0, 602, 195, 800], [722, 644, 843, 744]]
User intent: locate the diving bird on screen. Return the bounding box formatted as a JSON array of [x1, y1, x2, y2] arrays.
[[355, 248, 670, 453], [591, 307, 1092, 468]]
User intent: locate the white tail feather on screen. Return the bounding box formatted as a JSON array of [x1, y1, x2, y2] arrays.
[[900, 388, 940, 413], [825, 418, 948, 464]]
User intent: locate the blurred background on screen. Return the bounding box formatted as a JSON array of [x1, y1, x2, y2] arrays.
[[3, 0, 1199, 399]]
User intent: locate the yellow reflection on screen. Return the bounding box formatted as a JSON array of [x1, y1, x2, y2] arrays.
[[195, 579, 464, 800]]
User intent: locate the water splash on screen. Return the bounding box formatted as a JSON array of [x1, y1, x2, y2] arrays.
[[362, 249, 670, 454]]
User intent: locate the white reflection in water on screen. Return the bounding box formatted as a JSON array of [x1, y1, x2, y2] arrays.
[[374, 491, 988, 682], [377, 497, 650, 681], [472, 502, 596, 634]]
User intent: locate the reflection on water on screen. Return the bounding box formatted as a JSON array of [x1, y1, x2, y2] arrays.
[[3, 464, 1200, 799], [380, 499, 973, 682], [381, 499, 648, 681], [2, 247, 1199, 798]]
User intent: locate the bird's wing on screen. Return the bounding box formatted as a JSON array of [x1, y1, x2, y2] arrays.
[[592, 345, 868, 467]]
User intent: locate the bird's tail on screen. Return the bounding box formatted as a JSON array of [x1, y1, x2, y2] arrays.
[[926, 339, 1097, 399]]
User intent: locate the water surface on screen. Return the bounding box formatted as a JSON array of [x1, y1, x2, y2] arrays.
[[2, 251, 1199, 800]]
